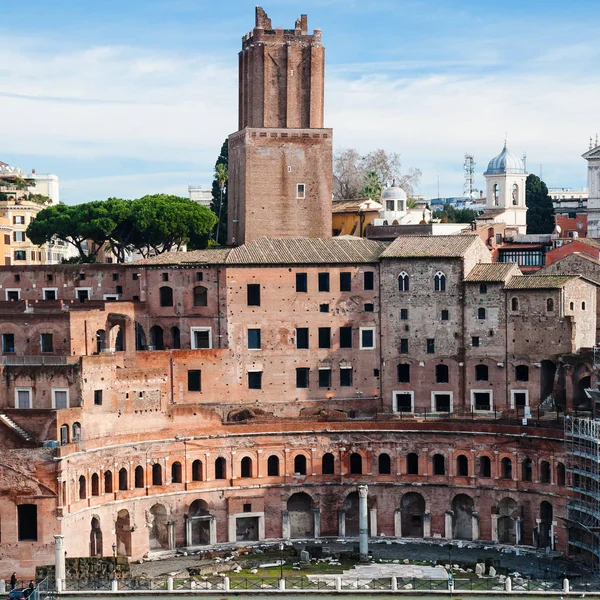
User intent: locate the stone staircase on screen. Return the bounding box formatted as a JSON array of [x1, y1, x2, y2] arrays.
[[0, 412, 35, 443]]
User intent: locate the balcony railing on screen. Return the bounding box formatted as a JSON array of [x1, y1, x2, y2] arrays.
[[0, 355, 79, 366]]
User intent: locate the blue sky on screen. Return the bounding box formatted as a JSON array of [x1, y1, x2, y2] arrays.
[[1, 0, 598, 203]]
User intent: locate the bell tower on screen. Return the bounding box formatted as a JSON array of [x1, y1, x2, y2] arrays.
[[227, 7, 333, 245]]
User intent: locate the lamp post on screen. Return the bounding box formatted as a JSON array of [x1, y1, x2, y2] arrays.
[[279, 542, 284, 582], [112, 542, 117, 580]]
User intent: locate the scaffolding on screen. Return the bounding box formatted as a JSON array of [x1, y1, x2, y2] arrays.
[[566, 415, 600, 572], [463, 154, 476, 199]]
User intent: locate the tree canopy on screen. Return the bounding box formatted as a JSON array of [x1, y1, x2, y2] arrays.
[[210, 139, 228, 245], [333, 148, 421, 201], [26, 195, 217, 262], [525, 174, 555, 234], [433, 204, 479, 224]]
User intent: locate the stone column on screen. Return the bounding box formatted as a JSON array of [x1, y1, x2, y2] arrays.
[[551, 521, 557, 550], [227, 515, 236, 543], [515, 517, 522, 545], [394, 509, 402, 538], [209, 517, 217, 545], [338, 509, 346, 538], [358, 485, 369, 561], [491, 514, 499, 543], [185, 516, 192, 546], [471, 512, 480, 541], [282, 510, 291, 540], [54, 534, 66, 592], [444, 511, 453, 539], [369, 508, 377, 538], [423, 512, 431, 538], [167, 520, 176, 550], [313, 508, 321, 539]]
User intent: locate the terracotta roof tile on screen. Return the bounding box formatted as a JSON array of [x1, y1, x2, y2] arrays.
[[464, 263, 520, 282], [504, 275, 579, 289], [134, 248, 231, 266], [381, 235, 481, 258]]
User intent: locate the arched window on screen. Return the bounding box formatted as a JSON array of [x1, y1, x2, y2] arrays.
[[72, 422, 82, 442], [378, 453, 391, 475], [294, 455, 307, 475], [159, 286, 173, 307], [493, 183, 499, 206], [171, 326, 181, 350], [501, 457, 512, 479], [522, 458, 532, 482], [192, 460, 202, 481], [60, 424, 69, 445], [134, 465, 144, 488], [433, 454, 445, 475], [456, 454, 469, 476], [215, 457, 226, 480], [78, 475, 86, 500], [478, 307, 486, 320], [398, 272, 409, 292], [479, 456, 491, 478], [149, 325, 164, 350], [96, 329, 106, 353], [511, 297, 519, 311], [557, 462, 566, 486], [91, 473, 99, 496], [104, 470, 113, 494], [547, 298, 554, 312], [322, 453, 335, 475], [435, 364, 449, 384], [515, 365, 529, 382], [118, 468, 128, 491], [406, 453, 419, 475], [241, 456, 252, 478], [512, 183, 518, 206], [171, 461, 182, 484], [475, 364, 488, 381], [570, 302, 574, 310], [582, 301, 586, 310], [193, 286, 208, 307], [350, 453, 363, 475], [152, 463, 162, 486], [540, 460, 551, 483], [267, 455, 280, 476], [434, 271, 446, 292]]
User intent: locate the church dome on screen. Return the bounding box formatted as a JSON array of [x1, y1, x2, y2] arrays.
[[381, 180, 407, 201], [485, 144, 526, 175]]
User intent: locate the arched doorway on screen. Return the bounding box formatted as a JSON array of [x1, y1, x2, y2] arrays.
[[287, 493, 314, 539], [135, 323, 147, 351], [188, 499, 212, 545], [343, 492, 360, 536], [538, 501, 553, 549], [498, 498, 517, 544], [540, 360, 556, 401], [149, 326, 164, 350], [452, 494, 474, 540], [149, 504, 169, 550], [90, 516, 103, 556], [401, 492, 425, 537], [116, 509, 131, 556]]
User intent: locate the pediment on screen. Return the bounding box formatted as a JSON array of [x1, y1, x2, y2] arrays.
[[582, 145, 600, 160]]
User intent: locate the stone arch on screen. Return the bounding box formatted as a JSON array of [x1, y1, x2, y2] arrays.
[[241, 456, 252, 478], [72, 422, 82, 441], [401, 492, 425, 537], [116, 509, 131, 556], [134, 465, 144, 488], [215, 457, 226, 479], [501, 456, 513, 479], [456, 454, 469, 476], [540, 460, 551, 483], [349, 452, 363, 475], [287, 492, 314, 539], [109, 324, 124, 352], [322, 453, 335, 475], [90, 516, 103, 557], [192, 459, 203, 481], [188, 499, 212, 545], [478, 455, 491, 478], [294, 454, 307, 475], [433, 453, 445, 475], [498, 497, 518, 544], [152, 463, 162, 485], [451, 494, 474, 540], [267, 454, 280, 476], [378, 452, 391, 475], [149, 504, 169, 550], [118, 467, 128, 491], [91, 473, 99, 496], [149, 325, 164, 350], [171, 461, 182, 484], [78, 475, 86, 500], [104, 470, 113, 494]]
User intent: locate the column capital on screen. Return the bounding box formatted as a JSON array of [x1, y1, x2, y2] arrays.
[[358, 484, 368, 498]]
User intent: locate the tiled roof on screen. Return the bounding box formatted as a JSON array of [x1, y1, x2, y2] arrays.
[[134, 248, 232, 266], [381, 235, 481, 258], [332, 199, 381, 213], [464, 263, 520, 282], [504, 275, 579, 289], [226, 237, 386, 264]]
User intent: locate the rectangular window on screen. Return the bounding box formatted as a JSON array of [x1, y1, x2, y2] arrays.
[[296, 327, 309, 349], [13, 215, 25, 225], [364, 303, 374, 312], [318, 368, 332, 388], [360, 328, 375, 349], [43, 288, 57, 300], [340, 326, 352, 348], [162, 273, 169, 282], [296, 367, 309, 388], [195, 272, 203, 282], [296, 183, 306, 199], [15, 388, 32, 409], [116, 285, 123, 295], [40, 333, 54, 353], [472, 336, 480, 347], [363, 271, 374, 290], [247, 284, 261, 306], [397, 363, 410, 383], [52, 389, 69, 409], [340, 367, 353, 387], [17, 505, 37, 541], [191, 327, 212, 349], [2, 333, 15, 353], [132, 273, 140, 280], [248, 371, 262, 390], [426, 338, 435, 354], [318, 272, 330, 292], [112, 273, 119, 281], [340, 272, 352, 292], [94, 390, 103, 406], [4, 234, 9, 244], [5, 289, 20, 301], [14, 251, 26, 261], [76, 288, 90, 302], [400, 338, 409, 354], [13, 231, 25, 242], [319, 303, 329, 313], [513, 391, 528, 408], [395, 392, 413, 413], [296, 273, 307, 292], [473, 391, 492, 411], [434, 393, 452, 412], [247, 328, 261, 350], [441, 309, 449, 321], [188, 370, 202, 392], [400, 309, 408, 320], [318, 327, 331, 349], [79, 272, 86, 281]]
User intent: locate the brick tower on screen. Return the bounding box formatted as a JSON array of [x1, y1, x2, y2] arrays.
[[227, 7, 333, 245]]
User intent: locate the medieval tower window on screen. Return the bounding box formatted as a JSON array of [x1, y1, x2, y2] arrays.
[[398, 272, 409, 291], [434, 272, 446, 291], [296, 183, 306, 199]]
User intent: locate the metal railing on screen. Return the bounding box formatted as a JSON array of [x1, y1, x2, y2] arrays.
[[0, 355, 78, 366]]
